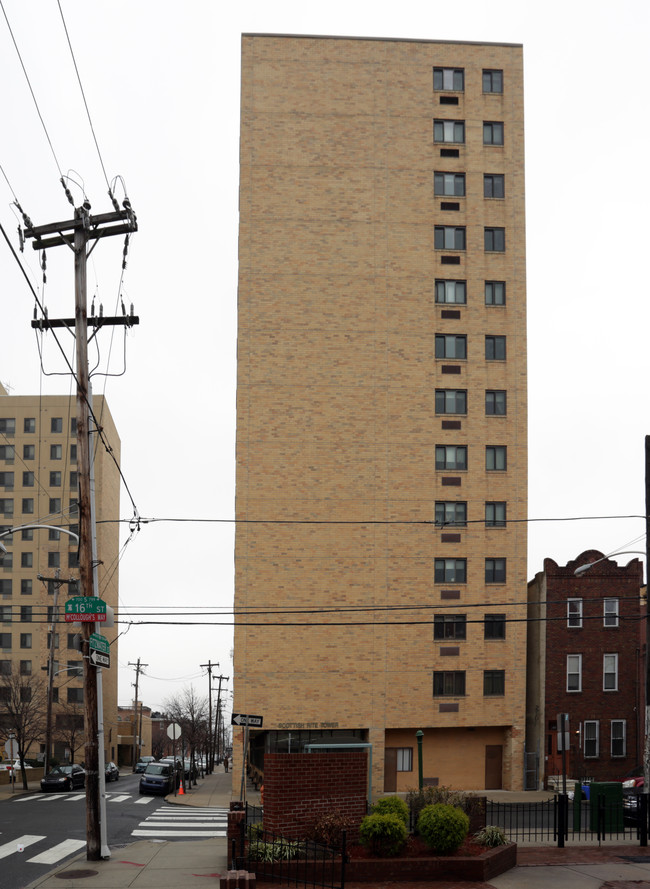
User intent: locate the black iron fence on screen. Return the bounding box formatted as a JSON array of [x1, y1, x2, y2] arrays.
[[486, 793, 649, 846], [233, 821, 346, 889]]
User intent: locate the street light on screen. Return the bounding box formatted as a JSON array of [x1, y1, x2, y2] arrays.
[[574, 550, 646, 577]]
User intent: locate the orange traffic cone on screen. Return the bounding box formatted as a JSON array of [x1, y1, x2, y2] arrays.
[[178, 782, 185, 795]]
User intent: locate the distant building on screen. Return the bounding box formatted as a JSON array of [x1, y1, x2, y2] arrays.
[[117, 702, 152, 765], [234, 34, 528, 793], [0, 382, 120, 764], [527, 552, 644, 786]]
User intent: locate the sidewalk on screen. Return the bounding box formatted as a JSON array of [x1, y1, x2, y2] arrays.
[[12, 774, 650, 889]]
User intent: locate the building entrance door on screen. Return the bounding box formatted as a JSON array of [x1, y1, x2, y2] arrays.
[[485, 744, 503, 789]]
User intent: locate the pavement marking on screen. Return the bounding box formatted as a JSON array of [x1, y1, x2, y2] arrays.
[[14, 794, 48, 802], [134, 796, 155, 805], [0, 835, 45, 859], [107, 795, 131, 803], [27, 839, 87, 865], [66, 794, 86, 801], [132, 830, 225, 837], [141, 821, 226, 828]]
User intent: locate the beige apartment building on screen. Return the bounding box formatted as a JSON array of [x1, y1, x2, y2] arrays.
[[0, 382, 120, 765], [234, 35, 527, 793]]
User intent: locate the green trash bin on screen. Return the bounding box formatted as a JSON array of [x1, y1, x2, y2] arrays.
[[589, 782, 623, 833]]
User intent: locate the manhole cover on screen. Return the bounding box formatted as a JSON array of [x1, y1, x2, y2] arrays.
[[55, 869, 99, 879]]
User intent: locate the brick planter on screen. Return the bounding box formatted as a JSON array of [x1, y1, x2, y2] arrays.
[[344, 842, 517, 882]]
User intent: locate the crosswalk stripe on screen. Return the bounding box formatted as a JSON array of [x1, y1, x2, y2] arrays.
[[141, 821, 224, 828], [134, 796, 155, 804], [27, 839, 87, 865], [0, 835, 45, 860], [14, 794, 47, 802], [107, 795, 130, 803], [132, 829, 224, 837]]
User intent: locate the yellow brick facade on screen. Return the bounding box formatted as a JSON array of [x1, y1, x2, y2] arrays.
[[0, 388, 120, 765], [235, 35, 527, 794]]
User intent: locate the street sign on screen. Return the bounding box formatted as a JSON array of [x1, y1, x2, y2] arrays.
[[167, 722, 182, 741], [4, 737, 17, 759], [231, 713, 263, 728], [89, 632, 110, 668], [64, 596, 107, 623]]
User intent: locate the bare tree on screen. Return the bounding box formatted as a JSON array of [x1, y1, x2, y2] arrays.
[[0, 673, 47, 789], [54, 699, 85, 765], [163, 687, 209, 784]]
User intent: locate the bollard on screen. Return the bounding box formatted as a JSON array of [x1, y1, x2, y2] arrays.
[[557, 793, 567, 848]]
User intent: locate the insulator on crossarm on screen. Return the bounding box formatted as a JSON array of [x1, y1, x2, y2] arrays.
[[108, 188, 120, 212], [60, 177, 74, 206], [130, 303, 134, 317], [99, 305, 104, 318]]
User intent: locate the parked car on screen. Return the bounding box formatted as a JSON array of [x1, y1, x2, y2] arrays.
[[0, 760, 34, 773], [41, 764, 86, 792], [135, 756, 156, 774], [621, 766, 644, 790], [105, 761, 119, 782], [139, 762, 175, 796]]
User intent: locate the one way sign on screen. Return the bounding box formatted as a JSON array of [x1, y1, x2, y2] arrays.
[[231, 713, 263, 728]]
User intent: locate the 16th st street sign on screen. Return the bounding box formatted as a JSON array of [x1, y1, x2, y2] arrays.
[[64, 596, 107, 623], [231, 713, 263, 728]]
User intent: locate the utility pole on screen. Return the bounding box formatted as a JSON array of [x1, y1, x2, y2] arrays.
[[213, 674, 229, 767], [24, 198, 138, 861], [129, 658, 147, 771], [200, 661, 219, 773]]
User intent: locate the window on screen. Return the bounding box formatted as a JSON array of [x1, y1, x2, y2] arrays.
[[20, 579, 32, 595], [486, 390, 507, 415], [567, 654, 582, 692], [51, 417, 63, 433], [22, 471, 34, 487], [484, 227, 505, 252], [433, 671, 465, 696], [484, 174, 505, 198], [486, 446, 507, 470], [70, 471, 78, 489], [485, 502, 506, 527], [0, 498, 14, 516], [435, 226, 466, 250], [436, 445, 467, 471], [0, 660, 10, 674], [50, 444, 62, 460], [67, 688, 84, 704], [435, 335, 466, 360], [611, 720, 626, 757], [68, 552, 79, 568], [0, 445, 15, 461], [22, 498, 34, 514], [68, 632, 82, 650], [484, 614, 506, 639], [483, 121, 504, 145], [68, 660, 83, 678], [69, 499, 79, 515], [604, 598, 619, 627], [0, 605, 11, 622], [19, 660, 31, 675], [483, 69, 503, 93], [20, 633, 32, 649], [20, 553, 33, 568], [434, 120, 465, 143], [484, 670, 505, 696], [23, 444, 34, 460], [436, 389, 467, 414], [23, 418, 35, 433], [0, 419, 16, 435], [20, 687, 31, 702], [49, 498, 62, 514], [49, 471, 62, 487], [0, 580, 11, 596], [48, 552, 60, 568], [485, 558, 506, 583], [433, 68, 464, 91], [49, 528, 60, 541], [435, 279, 466, 304], [485, 336, 506, 360], [434, 558, 466, 583], [21, 528, 32, 541], [567, 599, 583, 628], [584, 720, 599, 757], [604, 653, 618, 691], [434, 172, 465, 196], [434, 614, 466, 640], [396, 748, 413, 771], [20, 606, 32, 622], [435, 501, 467, 527], [1, 552, 12, 568], [0, 472, 14, 489], [485, 281, 506, 306], [70, 417, 77, 434]]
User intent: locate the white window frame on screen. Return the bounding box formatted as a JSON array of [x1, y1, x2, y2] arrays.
[[584, 720, 599, 758], [567, 654, 582, 692], [567, 598, 583, 628], [434, 120, 465, 144], [604, 598, 619, 627], [611, 720, 626, 757], [603, 653, 618, 691]]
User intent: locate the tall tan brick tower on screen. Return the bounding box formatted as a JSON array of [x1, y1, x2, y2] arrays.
[[235, 35, 527, 793], [0, 384, 120, 765]]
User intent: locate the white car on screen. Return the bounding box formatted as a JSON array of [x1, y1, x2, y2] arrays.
[[0, 760, 33, 772]]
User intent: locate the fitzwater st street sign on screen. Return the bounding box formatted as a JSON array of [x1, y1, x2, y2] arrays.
[[89, 633, 110, 667], [231, 713, 263, 728], [64, 596, 107, 622]]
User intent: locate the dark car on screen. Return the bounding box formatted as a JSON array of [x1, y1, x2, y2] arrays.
[[135, 756, 156, 774], [41, 764, 86, 792], [139, 762, 175, 796], [105, 761, 119, 782]]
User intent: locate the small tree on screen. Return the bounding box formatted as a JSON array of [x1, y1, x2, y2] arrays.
[[0, 674, 47, 789], [54, 699, 85, 764]]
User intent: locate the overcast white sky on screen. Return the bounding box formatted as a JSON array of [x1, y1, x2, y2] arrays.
[[1, 0, 649, 712]]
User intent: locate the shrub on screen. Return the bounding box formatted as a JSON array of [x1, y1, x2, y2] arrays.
[[417, 803, 469, 855], [248, 839, 305, 861], [359, 813, 407, 857], [372, 796, 409, 826], [309, 811, 355, 848], [474, 825, 508, 847]]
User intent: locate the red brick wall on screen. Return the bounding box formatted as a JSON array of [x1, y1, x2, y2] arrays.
[[263, 752, 367, 838]]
